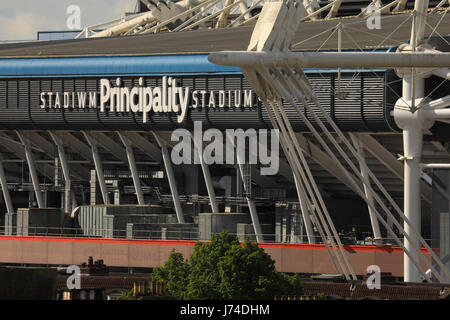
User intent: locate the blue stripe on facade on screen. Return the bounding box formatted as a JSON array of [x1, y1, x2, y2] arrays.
[[0, 53, 387, 78], [0, 54, 239, 77]]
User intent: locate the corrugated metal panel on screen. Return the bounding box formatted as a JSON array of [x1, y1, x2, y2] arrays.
[[7, 80, 17, 108], [334, 74, 366, 131], [0, 81, 6, 108], [0, 72, 396, 132], [0, 80, 26, 127], [78, 205, 108, 237], [308, 74, 332, 128], [363, 74, 390, 131], [206, 75, 261, 129]]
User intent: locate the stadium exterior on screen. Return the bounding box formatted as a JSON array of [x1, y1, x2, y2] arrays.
[[0, 0, 449, 283]]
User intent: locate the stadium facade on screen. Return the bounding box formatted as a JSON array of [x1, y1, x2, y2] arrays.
[[0, 0, 449, 281]]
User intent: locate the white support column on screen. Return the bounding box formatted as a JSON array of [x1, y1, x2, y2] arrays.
[[118, 132, 145, 205], [0, 155, 14, 214], [16, 132, 44, 208], [397, 0, 429, 283], [192, 132, 219, 213], [82, 132, 110, 205], [395, 73, 429, 282], [351, 134, 383, 246], [152, 132, 185, 223], [403, 124, 424, 282]]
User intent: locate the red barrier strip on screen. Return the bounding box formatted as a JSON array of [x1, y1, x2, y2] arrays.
[[0, 235, 435, 253]]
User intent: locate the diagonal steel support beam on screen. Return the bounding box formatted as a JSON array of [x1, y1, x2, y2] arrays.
[[293, 173, 315, 244], [23, 131, 88, 180], [117, 132, 145, 205], [86, 132, 128, 163], [295, 133, 361, 194], [358, 133, 432, 203], [326, 0, 342, 18], [0, 133, 54, 181], [192, 130, 219, 214], [225, 131, 264, 242], [0, 154, 14, 214], [53, 131, 93, 162], [350, 133, 383, 245], [393, 0, 408, 12], [49, 131, 78, 213], [82, 131, 110, 205], [152, 131, 185, 223], [16, 131, 44, 208], [237, 162, 264, 242], [432, 68, 450, 80], [119, 132, 162, 163]]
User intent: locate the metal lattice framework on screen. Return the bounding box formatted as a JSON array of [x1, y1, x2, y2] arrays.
[[75, 0, 449, 38], [209, 0, 450, 283]]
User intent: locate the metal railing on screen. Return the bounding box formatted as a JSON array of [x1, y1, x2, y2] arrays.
[[0, 226, 436, 247]]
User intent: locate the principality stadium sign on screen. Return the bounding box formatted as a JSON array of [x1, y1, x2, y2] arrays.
[[39, 76, 255, 124]]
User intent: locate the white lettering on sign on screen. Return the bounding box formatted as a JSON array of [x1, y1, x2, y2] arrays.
[[40, 76, 256, 124]]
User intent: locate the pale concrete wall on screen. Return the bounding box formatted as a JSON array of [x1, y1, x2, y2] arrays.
[[0, 236, 423, 277]]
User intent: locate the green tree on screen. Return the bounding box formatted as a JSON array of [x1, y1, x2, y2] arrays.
[[152, 231, 303, 299], [152, 250, 190, 300]]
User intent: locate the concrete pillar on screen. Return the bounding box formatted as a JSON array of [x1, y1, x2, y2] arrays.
[[113, 180, 120, 205]]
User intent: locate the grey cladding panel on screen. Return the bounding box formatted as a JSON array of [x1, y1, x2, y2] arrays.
[[0, 73, 394, 131]]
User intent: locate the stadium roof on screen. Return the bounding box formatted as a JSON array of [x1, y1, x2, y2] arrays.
[[0, 13, 448, 58]]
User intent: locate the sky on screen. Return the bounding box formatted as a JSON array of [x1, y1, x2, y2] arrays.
[[0, 0, 137, 40]]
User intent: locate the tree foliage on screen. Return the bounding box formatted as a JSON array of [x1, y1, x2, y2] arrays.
[[152, 250, 190, 300], [152, 231, 303, 299]]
